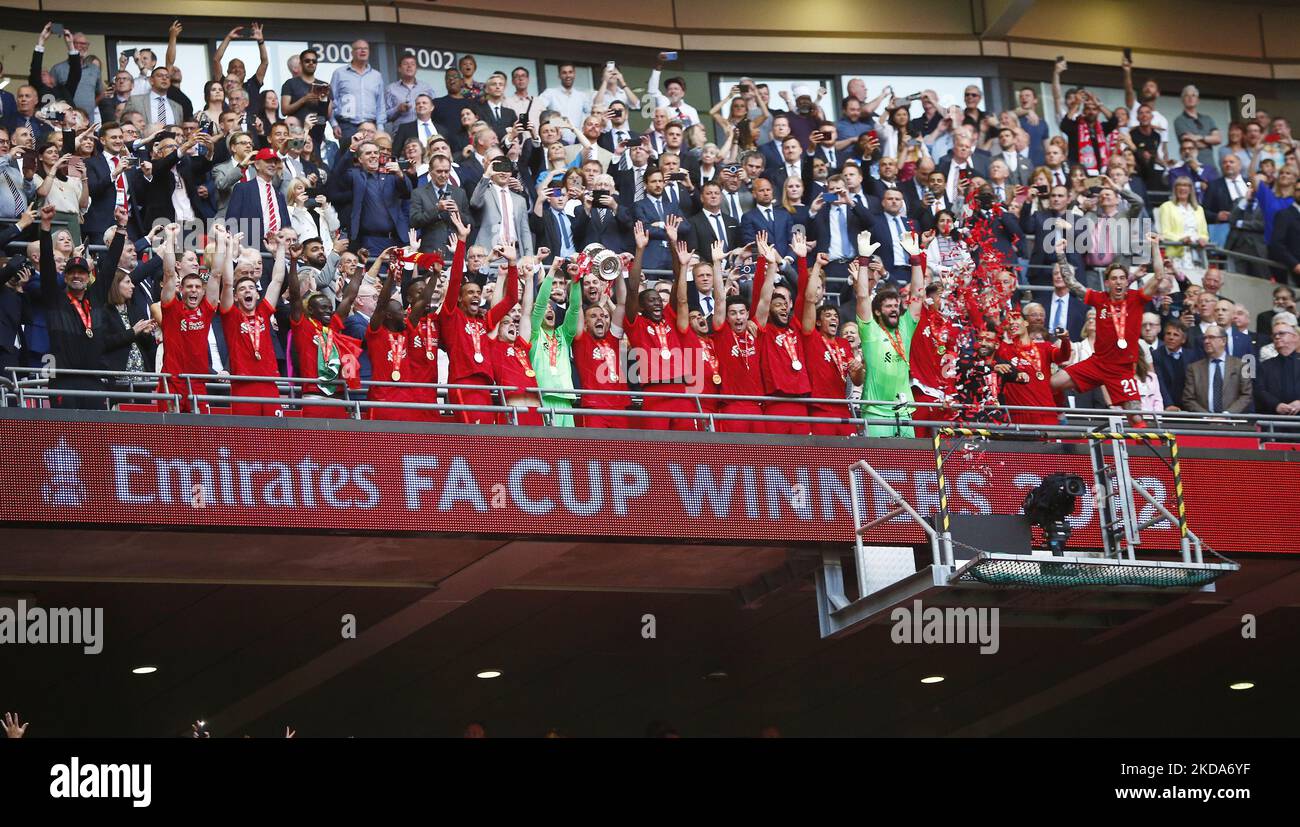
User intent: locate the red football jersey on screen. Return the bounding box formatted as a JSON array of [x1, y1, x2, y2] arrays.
[[756, 322, 812, 396], [909, 303, 957, 399], [803, 329, 853, 401], [711, 322, 763, 397], [290, 313, 347, 396], [162, 297, 216, 376], [625, 304, 687, 385], [1087, 288, 1146, 365], [365, 324, 411, 402], [573, 330, 630, 409], [220, 300, 278, 379], [404, 314, 441, 386]]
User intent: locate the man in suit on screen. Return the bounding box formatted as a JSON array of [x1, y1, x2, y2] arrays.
[[599, 102, 637, 154], [1211, 297, 1253, 358], [565, 115, 616, 169], [530, 188, 587, 265], [470, 156, 533, 256], [1183, 324, 1252, 414], [475, 72, 518, 141], [1043, 265, 1089, 342], [755, 112, 787, 165], [717, 168, 754, 222], [687, 181, 740, 254], [1255, 285, 1296, 350], [1153, 320, 1200, 409], [980, 126, 1031, 187], [840, 162, 880, 215], [393, 94, 443, 153], [611, 144, 654, 208], [0, 62, 17, 135], [1025, 184, 1084, 288], [1202, 153, 1248, 239], [335, 140, 412, 255], [765, 136, 812, 195], [124, 66, 184, 127], [409, 154, 470, 253], [864, 156, 921, 218], [860, 187, 916, 285], [740, 177, 793, 260], [807, 122, 846, 173], [633, 168, 687, 272], [655, 153, 697, 216], [83, 123, 144, 242], [936, 134, 989, 207], [134, 130, 215, 232], [575, 173, 629, 251], [1271, 202, 1300, 285], [1255, 321, 1300, 428], [226, 148, 291, 251]]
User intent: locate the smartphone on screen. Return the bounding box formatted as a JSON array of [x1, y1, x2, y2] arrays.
[[1055, 54, 1065, 63], [1123, 47, 1133, 62], [50, 23, 64, 36], [959, 167, 973, 181], [1033, 184, 1049, 196], [122, 48, 137, 61], [592, 188, 609, 205], [549, 188, 565, 198], [490, 158, 514, 174], [1084, 175, 1103, 189], [661, 51, 678, 61], [669, 172, 688, 182], [517, 112, 530, 126], [605, 61, 616, 70]]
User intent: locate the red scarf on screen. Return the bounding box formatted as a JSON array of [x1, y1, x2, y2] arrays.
[[1077, 118, 1109, 173]]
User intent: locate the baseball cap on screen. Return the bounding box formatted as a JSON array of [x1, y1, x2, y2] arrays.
[[64, 256, 91, 273], [252, 147, 279, 162]]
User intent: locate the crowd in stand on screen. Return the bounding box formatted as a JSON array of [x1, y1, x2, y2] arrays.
[[1, 20, 1298, 429]]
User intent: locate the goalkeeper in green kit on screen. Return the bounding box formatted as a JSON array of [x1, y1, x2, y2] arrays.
[[852, 228, 927, 437]]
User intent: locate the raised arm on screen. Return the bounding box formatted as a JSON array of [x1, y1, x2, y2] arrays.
[[485, 244, 521, 329], [1140, 231, 1167, 298], [366, 247, 395, 331], [673, 240, 692, 333], [166, 20, 181, 70], [204, 229, 223, 307], [530, 266, 555, 342], [212, 25, 243, 80], [562, 272, 583, 343], [335, 252, 366, 321], [752, 232, 778, 327], [159, 224, 179, 303], [1054, 222, 1087, 299], [264, 238, 287, 308], [902, 229, 930, 320], [797, 254, 820, 334], [624, 221, 648, 324], [1121, 56, 1136, 110], [250, 24, 269, 84], [370, 253, 400, 332], [286, 241, 305, 322], [711, 244, 727, 331]]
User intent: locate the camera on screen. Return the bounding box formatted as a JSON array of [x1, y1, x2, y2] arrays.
[[286, 137, 305, 152], [722, 163, 742, 176], [590, 188, 609, 207], [490, 158, 515, 174], [669, 172, 688, 182], [397, 158, 413, 171]]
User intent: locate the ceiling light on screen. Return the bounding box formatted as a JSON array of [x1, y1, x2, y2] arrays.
[[131, 666, 158, 675], [1228, 681, 1254, 691], [704, 670, 728, 680], [920, 675, 945, 684], [476, 669, 502, 679]]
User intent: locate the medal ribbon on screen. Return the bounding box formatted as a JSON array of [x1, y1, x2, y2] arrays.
[[68, 292, 93, 334]]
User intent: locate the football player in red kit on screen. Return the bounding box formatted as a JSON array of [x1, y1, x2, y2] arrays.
[[286, 238, 364, 418], [796, 251, 865, 436], [574, 249, 633, 429], [219, 227, 287, 416], [402, 237, 463, 419], [489, 255, 544, 426], [1051, 231, 1169, 418], [673, 238, 724, 418], [438, 226, 521, 424], [997, 311, 1071, 426], [367, 247, 426, 421], [159, 223, 222, 413], [753, 232, 812, 434], [624, 221, 697, 431]]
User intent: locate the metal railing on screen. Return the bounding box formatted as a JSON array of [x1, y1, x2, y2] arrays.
[[4, 365, 1297, 443]]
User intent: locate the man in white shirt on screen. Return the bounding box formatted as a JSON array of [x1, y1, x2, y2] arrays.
[[1123, 57, 1169, 157], [535, 62, 591, 143], [127, 48, 158, 97], [645, 60, 700, 128], [505, 65, 536, 130]]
